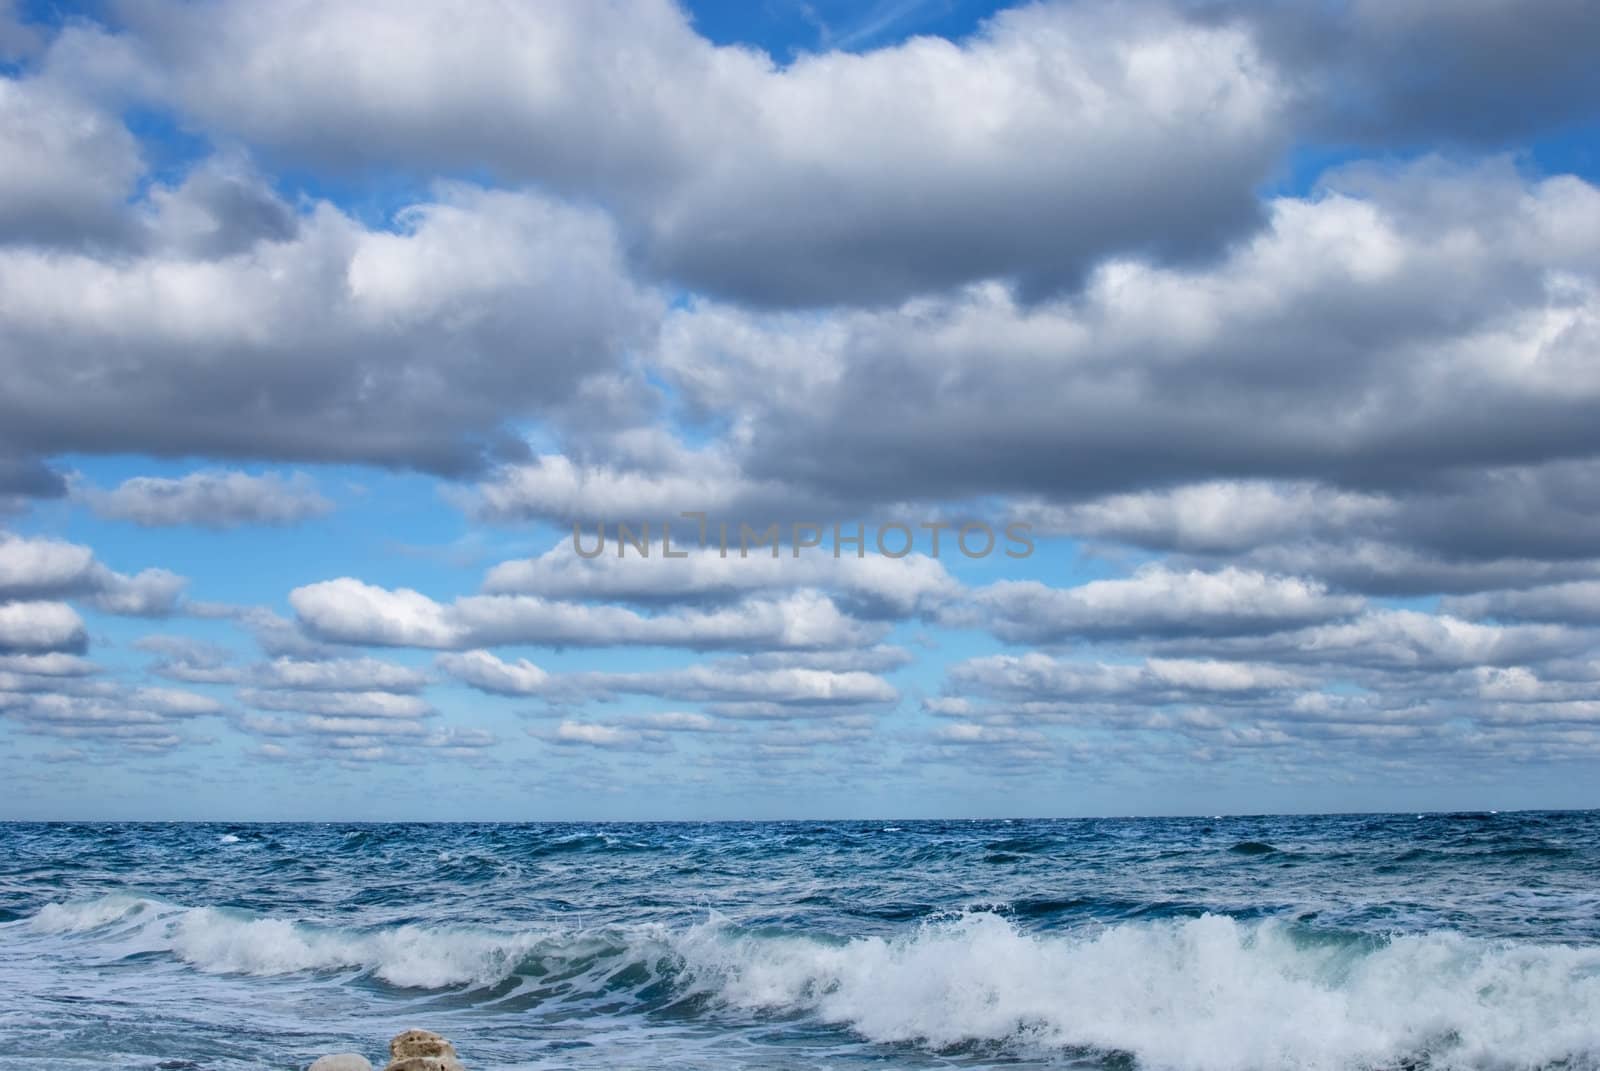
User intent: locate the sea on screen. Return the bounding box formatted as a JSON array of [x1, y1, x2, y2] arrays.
[[2, 812, 1599, 1070]]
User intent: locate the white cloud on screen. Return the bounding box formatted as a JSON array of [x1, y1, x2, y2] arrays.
[[292, 578, 883, 651], [483, 540, 959, 616], [0, 73, 142, 245], [0, 183, 656, 473], [0, 533, 187, 616], [118, 0, 1284, 305], [973, 566, 1362, 643], [434, 650, 550, 696], [237, 688, 433, 719], [0, 601, 86, 653], [80, 470, 333, 528]]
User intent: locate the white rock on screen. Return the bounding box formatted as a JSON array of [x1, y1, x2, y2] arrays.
[[309, 1055, 373, 1071]]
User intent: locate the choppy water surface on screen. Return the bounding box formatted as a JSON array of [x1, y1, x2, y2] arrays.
[[3, 812, 1599, 1070]]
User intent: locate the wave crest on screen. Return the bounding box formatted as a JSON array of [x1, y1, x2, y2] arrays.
[[20, 897, 1600, 1070]]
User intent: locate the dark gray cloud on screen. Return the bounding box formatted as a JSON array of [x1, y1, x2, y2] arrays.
[[1445, 582, 1600, 626], [1208, 0, 1600, 146]]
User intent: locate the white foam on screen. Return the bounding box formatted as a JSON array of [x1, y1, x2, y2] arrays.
[[674, 912, 1600, 1071], [28, 894, 155, 933], [21, 898, 1600, 1069]]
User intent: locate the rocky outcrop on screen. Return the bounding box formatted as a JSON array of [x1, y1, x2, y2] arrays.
[[385, 1029, 465, 1071], [307, 1029, 465, 1071], [309, 1057, 373, 1071]]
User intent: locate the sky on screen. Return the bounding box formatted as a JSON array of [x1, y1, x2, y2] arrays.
[[3, 0, 1600, 821]]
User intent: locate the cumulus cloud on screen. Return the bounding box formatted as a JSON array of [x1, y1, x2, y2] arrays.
[[972, 566, 1362, 644], [1, 682, 222, 753], [0, 601, 86, 653], [291, 578, 883, 651], [948, 653, 1307, 704], [251, 656, 429, 692], [81, 568, 188, 617], [80, 470, 333, 528], [1155, 609, 1587, 673], [438, 649, 899, 713], [542, 720, 654, 750], [0, 182, 655, 474], [0, 73, 142, 246], [1223, 0, 1600, 146], [652, 163, 1600, 513], [137, 635, 243, 684], [483, 540, 959, 617], [112, 0, 1285, 307], [7, 0, 1600, 792], [579, 661, 899, 711], [1444, 582, 1600, 625], [434, 650, 550, 697], [0, 533, 189, 618], [237, 688, 433, 719]]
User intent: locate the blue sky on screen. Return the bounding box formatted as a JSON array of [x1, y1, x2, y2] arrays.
[[3, 0, 1600, 819]]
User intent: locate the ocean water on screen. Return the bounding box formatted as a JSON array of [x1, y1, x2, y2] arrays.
[[2, 813, 1599, 1071]]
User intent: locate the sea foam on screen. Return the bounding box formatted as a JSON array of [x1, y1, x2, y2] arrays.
[[20, 896, 1600, 1071]]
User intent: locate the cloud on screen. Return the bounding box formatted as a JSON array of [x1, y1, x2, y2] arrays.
[[138, 635, 244, 684], [543, 720, 654, 750], [81, 568, 188, 617], [292, 578, 883, 651], [116, 0, 1285, 306], [80, 470, 333, 528], [0, 533, 188, 617], [0, 1, 42, 59], [434, 650, 550, 697], [250, 656, 429, 692], [972, 566, 1362, 644], [237, 688, 433, 719], [0, 182, 656, 474], [1445, 581, 1600, 625], [0, 72, 142, 247], [0, 533, 97, 601], [651, 163, 1600, 512], [0, 651, 96, 676], [1154, 609, 1587, 673], [1223, 0, 1600, 146], [0, 682, 222, 753], [1014, 480, 1392, 556], [580, 661, 900, 710], [1018, 460, 1600, 597], [483, 540, 959, 617], [0, 601, 86, 653], [947, 653, 1307, 704]]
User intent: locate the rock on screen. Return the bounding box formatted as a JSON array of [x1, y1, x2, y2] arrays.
[[309, 1056, 373, 1071], [383, 1030, 464, 1071], [383, 1059, 464, 1071], [389, 1031, 457, 1061]]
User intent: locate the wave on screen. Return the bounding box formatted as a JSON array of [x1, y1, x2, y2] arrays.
[[19, 896, 1600, 1070]]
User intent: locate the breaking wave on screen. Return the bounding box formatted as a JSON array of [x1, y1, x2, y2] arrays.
[[22, 895, 1600, 1070]]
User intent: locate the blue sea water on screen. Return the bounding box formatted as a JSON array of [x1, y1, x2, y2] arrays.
[[2, 812, 1599, 1070]]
